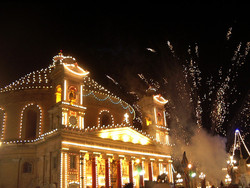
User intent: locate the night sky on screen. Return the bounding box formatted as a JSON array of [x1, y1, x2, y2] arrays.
[[0, 3, 249, 153]]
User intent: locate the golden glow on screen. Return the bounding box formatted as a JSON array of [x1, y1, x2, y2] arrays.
[[165, 134, 170, 145], [62, 141, 171, 158], [156, 132, 160, 142], [153, 94, 168, 104], [111, 133, 119, 140], [63, 63, 89, 76], [99, 127, 150, 145], [122, 134, 130, 142], [135, 158, 140, 164], [56, 85, 62, 103], [69, 87, 77, 105], [100, 132, 109, 138], [145, 117, 152, 126]]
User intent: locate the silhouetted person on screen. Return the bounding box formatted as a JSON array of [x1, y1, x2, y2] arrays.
[[220, 181, 224, 188]]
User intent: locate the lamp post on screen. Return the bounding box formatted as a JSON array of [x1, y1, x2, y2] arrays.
[[199, 172, 206, 188], [188, 164, 197, 188], [225, 174, 232, 185], [175, 173, 183, 187]]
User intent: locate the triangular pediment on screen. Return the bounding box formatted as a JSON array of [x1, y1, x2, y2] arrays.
[[97, 127, 152, 145]]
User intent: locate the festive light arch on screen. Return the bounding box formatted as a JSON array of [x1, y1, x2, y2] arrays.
[[19, 103, 42, 139], [83, 90, 135, 118]]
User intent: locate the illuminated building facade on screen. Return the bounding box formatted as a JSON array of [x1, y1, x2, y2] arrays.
[[0, 53, 173, 188]]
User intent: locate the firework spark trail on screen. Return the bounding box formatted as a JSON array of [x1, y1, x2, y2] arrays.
[[106, 75, 119, 85], [167, 41, 175, 57], [136, 29, 249, 141], [181, 44, 203, 128], [166, 38, 248, 136], [195, 43, 199, 57], [226, 27, 232, 40], [138, 73, 147, 83], [146, 48, 156, 53], [210, 41, 250, 136]]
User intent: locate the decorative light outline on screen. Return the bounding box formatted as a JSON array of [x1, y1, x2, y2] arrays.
[[82, 89, 135, 118], [153, 95, 168, 104], [19, 103, 42, 139], [98, 109, 114, 127], [62, 141, 171, 158], [64, 80, 67, 101], [80, 85, 83, 105], [63, 63, 89, 76], [163, 110, 167, 126], [0, 107, 6, 140]]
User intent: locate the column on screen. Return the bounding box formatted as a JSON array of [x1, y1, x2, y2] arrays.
[[79, 152, 87, 188], [92, 155, 97, 188], [167, 160, 173, 183], [140, 160, 145, 187], [129, 159, 134, 184], [60, 151, 68, 188], [148, 160, 153, 181], [105, 157, 111, 188], [117, 158, 122, 188]]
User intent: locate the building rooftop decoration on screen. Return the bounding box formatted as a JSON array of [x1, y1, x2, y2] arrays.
[[0, 52, 135, 117]]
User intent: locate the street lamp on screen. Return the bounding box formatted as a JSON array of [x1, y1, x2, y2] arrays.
[[225, 174, 231, 184], [199, 172, 206, 188], [175, 173, 183, 187], [199, 172, 206, 179]]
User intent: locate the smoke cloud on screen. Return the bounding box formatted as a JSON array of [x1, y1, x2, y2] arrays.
[[173, 128, 228, 186]]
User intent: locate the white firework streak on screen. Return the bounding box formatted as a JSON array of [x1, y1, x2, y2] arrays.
[[167, 41, 175, 57], [146, 48, 156, 53], [226, 27, 233, 40], [106, 75, 119, 85], [138, 73, 149, 85]]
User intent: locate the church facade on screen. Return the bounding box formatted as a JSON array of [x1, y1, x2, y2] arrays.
[[0, 53, 172, 188]]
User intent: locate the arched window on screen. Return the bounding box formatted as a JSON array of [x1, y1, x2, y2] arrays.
[[0, 108, 6, 140], [23, 162, 32, 173], [20, 104, 42, 139], [25, 109, 38, 139], [55, 85, 62, 103], [98, 110, 114, 127], [101, 113, 111, 126], [68, 86, 77, 104]]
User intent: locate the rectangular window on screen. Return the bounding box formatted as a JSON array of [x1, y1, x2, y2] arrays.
[[53, 156, 57, 169], [70, 155, 76, 169]]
